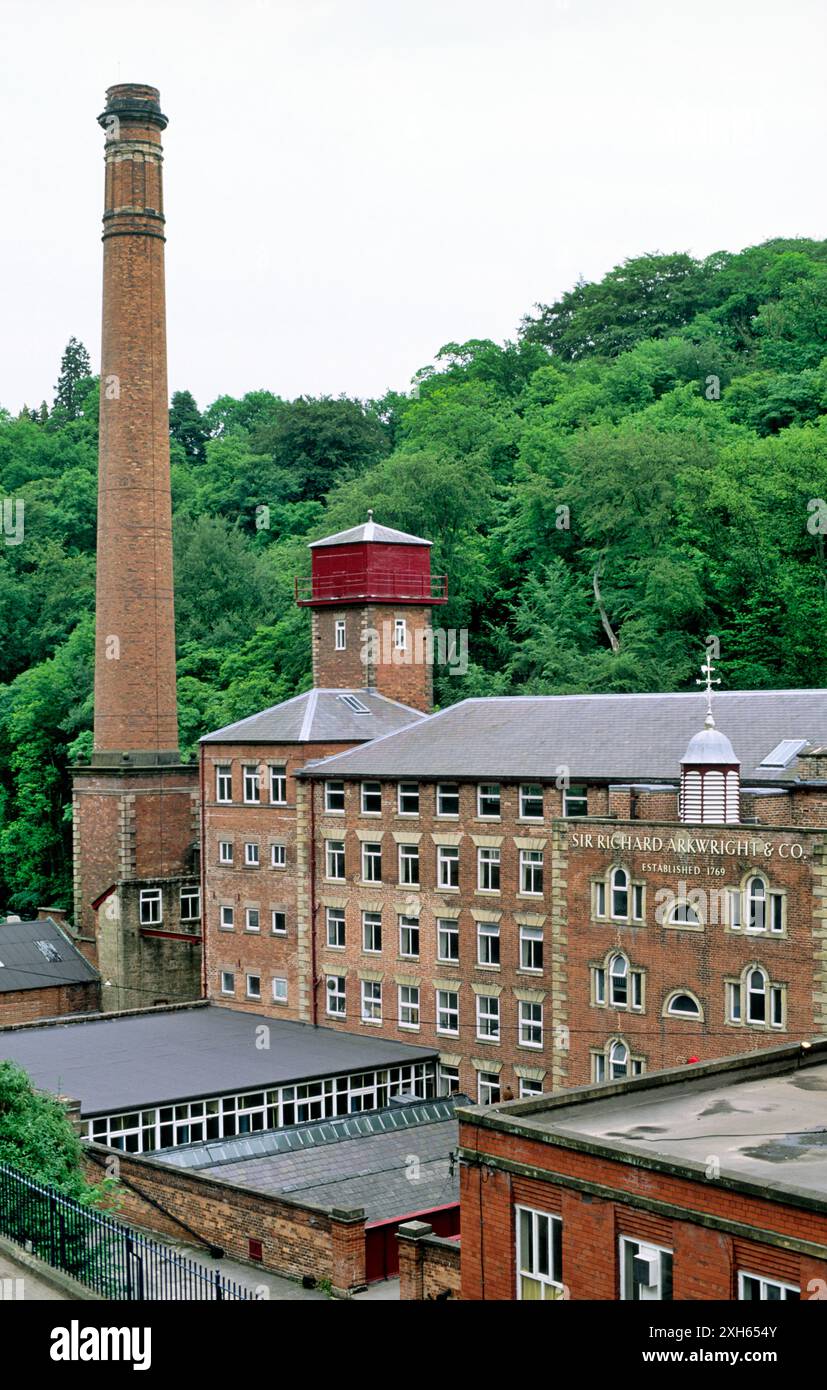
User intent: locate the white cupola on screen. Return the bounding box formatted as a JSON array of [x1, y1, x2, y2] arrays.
[[679, 659, 740, 824]]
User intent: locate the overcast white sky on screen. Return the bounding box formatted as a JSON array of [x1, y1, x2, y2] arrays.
[[1, 0, 824, 414]]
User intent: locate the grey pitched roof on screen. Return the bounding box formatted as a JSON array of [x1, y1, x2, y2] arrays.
[[0, 1004, 437, 1116], [160, 1096, 461, 1223], [201, 689, 426, 745], [0, 918, 99, 995], [299, 690, 827, 784], [309, 519, 431, 548]]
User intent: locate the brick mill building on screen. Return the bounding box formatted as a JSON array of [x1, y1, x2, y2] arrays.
[[201, 520, 827, 1104], [456, 1038, 827, 1301], [72, 85, 201, 1009]]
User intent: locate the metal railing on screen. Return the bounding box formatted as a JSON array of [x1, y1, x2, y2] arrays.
[[0, 1162, 255, 1300], [294, 570, 448, 603]]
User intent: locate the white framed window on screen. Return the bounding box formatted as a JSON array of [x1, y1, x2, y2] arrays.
[[398, 843, 420, 887], [398, 985, 420, 1029], [326, 974, 346, 1017], [742, 876, 785, 934], [747, 967, 766, 1023], [746, 876, 766, 932], [477, 1071, 500, 1105], [244, 842, 260, 867], [218, 840, 233, 865], [593, 880, 606, 918], [220, 971, 235, 995], [477, 846, 500, 892], [246, 973, 261, 1000], [436, 989, 459, 1035], [519, 784, 543, 820], [437, 783, 460, 817], [272, 977, 288, 1005], [476, 994, 500, 1041], [563, 785, 588, 817], [519, 925, 543, 973], [438, 1063, 459, 1097], [738, 1272, 799, 1301], [611, 867, 629, 919], [516, 1206, 564, 1300], [399, 915, 420, 959], [728, 967, 785, 1028], [180, 886, 200, 922], [270, 765, 287, 805], [519, 1001, 543, 1049], [477, 919, 500, 968], [271, 910, 286, 935], [219, 905, 234, 930], [632, 883, 644, 921], [519, 1078, 543, 1098], [361, 841, 382, 882], [393, 617, 407, 650], [437, 917, 459, 963], [668, 900, 703, 928], [520, 849, 544, 896], [664, 991, 702, 1019], [360, 781, 382, 815], [477, 784, 501, 819], [245, 908, 260, 933], [326, 907, 346, 949], [243, 765, 261, 804], [437, 845, 460, 889], [325, 780, 345, 813], [215, 765, 232, 803], [361, 980, 382, 1022], [362, 911, 382, 954], [271, 843, 286, 869], [609, 1040, 629, 1077], [139, 889, 162, 926], [326, 840, 346, 880], [398, 782, 420, 815], [620, 1238, 673, 1301], [592, 1040, 644, 1082], [335, 618, 346, 650], [595, 953, 643, 1010], [728, 887, 742, 930]]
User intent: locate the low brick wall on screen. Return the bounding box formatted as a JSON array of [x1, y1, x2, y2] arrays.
[[83, 1143, 367, 1295], [398, 1221, 461, 1300]]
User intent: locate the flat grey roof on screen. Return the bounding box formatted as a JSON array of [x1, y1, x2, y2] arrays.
[[159, 1096, 461, 1223], [466, 1047, 827, 1205], [201, 688, 425, 745], [0, 918, 99, 994], [0, 1005, 437, 1117], [301, 690, 827, 783]]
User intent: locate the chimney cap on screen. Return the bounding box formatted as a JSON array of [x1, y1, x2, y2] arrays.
[[99, 84, 168, 131]]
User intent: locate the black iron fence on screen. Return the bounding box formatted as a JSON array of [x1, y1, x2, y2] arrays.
[[0, 1162, 256, 1300]]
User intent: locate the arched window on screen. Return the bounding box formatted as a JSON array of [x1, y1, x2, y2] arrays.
[[609, 954, 628, 1006], [668, 900, 703, 928], [609, 1040, 629, 1079], [665, 991, 702, 1019], [611, 868, 629, 920], [746, 877, 766, 933], [747, 967, 767, 1022]]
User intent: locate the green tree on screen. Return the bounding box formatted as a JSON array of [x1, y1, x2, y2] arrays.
[[52, 338, 93, 420]]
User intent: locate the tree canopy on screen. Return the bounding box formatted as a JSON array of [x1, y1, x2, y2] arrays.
[[2, 235, 827, 912]]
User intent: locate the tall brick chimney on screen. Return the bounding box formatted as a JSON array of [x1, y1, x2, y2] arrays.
[[94, 84, 179, 762], [71, 86, 201, 1010]]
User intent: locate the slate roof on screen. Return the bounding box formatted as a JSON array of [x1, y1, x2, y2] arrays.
[[0, 1004, 437, 1116], [309, 520, 432, 548], [201, 688, 426, 745], [299, 690, 827, 784], [0, 918, 99, 995], [159, 1095, 461, 1223]]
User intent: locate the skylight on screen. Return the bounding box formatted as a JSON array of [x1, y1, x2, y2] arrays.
[[338, 695, 371, 714], [758, 738, 809, 769]]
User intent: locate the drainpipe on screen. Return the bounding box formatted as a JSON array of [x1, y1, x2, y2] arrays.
[[309, 778, 318, 1026], [199, 744, 207, 999]]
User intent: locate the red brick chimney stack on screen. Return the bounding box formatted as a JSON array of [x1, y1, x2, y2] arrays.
[[93, 83, 179, 763]]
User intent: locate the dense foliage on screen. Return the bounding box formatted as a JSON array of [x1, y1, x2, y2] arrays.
[[2, 237, 827, 913], [0, 1061, 98, 1198]]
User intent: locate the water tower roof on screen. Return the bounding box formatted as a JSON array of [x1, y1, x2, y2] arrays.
[[309, 514, 432, 549]]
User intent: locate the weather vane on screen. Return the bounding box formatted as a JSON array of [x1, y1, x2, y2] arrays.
[[696, 655, 721, 724]]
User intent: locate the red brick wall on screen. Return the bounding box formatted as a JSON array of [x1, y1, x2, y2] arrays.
[[0, 981, 100, 1026], [83, 1143, 367, 1292], [398, 1226, 461, 1299], [458, 1118, 827, 1300], [313, 604, 433, 711]]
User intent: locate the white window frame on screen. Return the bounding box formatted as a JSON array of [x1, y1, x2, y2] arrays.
[[477, 846, 500, 892], [398, 984, 420, 1030], [620, 1237, 673, 1301], [516, 1206, 564, 1300], [219, 905, 234, 930], [519, 784, 544, 820], [738, 1271, 799, 1301], [243, 764, 261, 804], [393, 617, 407, 651], [436, 988, 459, 1036], [476, 994, 500, 1042], [326, 974, 346, 1017], [215, 765, 232, 803], [360, 781, 382, 815], [218, 840, 233, 865], [180, 886, 200, 922], [477, 919, 500, 968], [398, 843, 420, 887], [272, 977, 288, 1005], [398, 915, 420, 960], [220, 971, 235, 996], [520, 849, 544, 896], [326, 907, 346, 949], [477, 783, 501, 819], [361, 841, 382, 883], [246, 973, 261, 1001], [325, 781, 346, 814], [518, 1000, 543, 1049], [477, 1071, 500, 1105], [244, 841, 260, 867], [245, 908, 260, 933], [437, 782, 460, 817], [563, 785, 588, 817], [437, 917, 459, 963], [519, 924, 543, 973], [139, 889, 162, 926], [270, 843, 286, 869], [326, 839, 346, 881], [398, 782, 420, 816], [361, 979, 382, 1023], [335, 618, 346, 650], [437, 845, 460, 889], [270, 765, 287, 805], [362, 911, 382, 954], [271, 910, 287, 935]]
